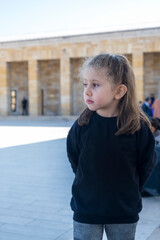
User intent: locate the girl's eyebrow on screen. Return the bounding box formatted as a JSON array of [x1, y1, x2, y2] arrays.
[[83, 79, 101, 82], [92, 79, 101, 82]]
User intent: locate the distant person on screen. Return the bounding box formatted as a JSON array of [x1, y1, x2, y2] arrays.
[[138, 100, 143, 107], [21, 97, 28, 115], [142, 118, 160, 197], [150, 93, 155, 115], [150, 93, 155, 107], [67, 54, 155, 240], [151, 118, 160, 138], [141, 97, 153, 117], [152, 98, 160, 118]]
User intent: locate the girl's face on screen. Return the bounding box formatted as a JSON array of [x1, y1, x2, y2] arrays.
[[83, 67, 119, 117]]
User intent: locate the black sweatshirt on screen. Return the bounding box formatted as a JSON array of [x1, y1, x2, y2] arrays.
[[67, 112, 155, 224]]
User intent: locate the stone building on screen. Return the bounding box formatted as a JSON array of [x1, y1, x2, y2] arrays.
[[0, 27, 160, 116]]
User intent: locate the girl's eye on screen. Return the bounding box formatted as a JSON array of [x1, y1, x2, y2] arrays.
[[83, 83, 87, 87], [93, 84, 99, 88]]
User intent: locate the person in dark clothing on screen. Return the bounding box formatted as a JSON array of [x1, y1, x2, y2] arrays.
[[21, 97, 28, 115], [141, 97, 153, 117], [67, 54, 155, 240], [150, 118, 160, 138], [142, 118, 160, 196], [150, 93, 155, 107]]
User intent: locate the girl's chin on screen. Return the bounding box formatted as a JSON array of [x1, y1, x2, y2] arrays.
[[87, 105, 97, 111]]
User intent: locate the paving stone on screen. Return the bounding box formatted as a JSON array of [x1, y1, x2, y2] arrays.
[[147, 225, 160, 240], [0, 223, 63, 239]]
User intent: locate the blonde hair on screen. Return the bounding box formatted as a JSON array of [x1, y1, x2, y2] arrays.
[[78, 53, 151, 135]]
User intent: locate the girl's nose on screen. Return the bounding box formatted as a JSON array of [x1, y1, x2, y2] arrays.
[[85, 88, 92, 97]]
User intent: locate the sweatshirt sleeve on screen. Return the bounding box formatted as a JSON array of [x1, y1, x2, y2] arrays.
[[66, 120, 80, 174], [137, 122, 156, 191]]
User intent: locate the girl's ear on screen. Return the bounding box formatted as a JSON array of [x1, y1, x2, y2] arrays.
[[115, 84, 127, 100]]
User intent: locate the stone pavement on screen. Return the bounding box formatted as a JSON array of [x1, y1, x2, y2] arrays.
[[0, 117, 159, 240]]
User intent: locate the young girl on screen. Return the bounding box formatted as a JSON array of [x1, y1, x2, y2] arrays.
[[67, 54, 155, 240]]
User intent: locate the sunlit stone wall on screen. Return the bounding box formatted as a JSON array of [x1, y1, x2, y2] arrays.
[[144, 53, 160, 99], [38, 60, 60, 115], [8, 61, 28, 115], [70, 58, 85, 115], [0, 27, 160, 116]]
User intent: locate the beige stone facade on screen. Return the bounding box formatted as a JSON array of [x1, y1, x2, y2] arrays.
[[0, 27, 160, 116]]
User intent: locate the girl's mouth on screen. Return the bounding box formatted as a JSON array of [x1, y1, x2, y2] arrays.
[[86, 99, 94, 104]]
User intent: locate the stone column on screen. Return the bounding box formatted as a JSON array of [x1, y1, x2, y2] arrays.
[[28, 60, 40, 116], [132, 51, 144, 101], [0, 62, 8, 115], [60, 49, 71, 115]]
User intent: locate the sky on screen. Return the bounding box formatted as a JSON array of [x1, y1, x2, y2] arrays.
[[0, 0, 160, 41]]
